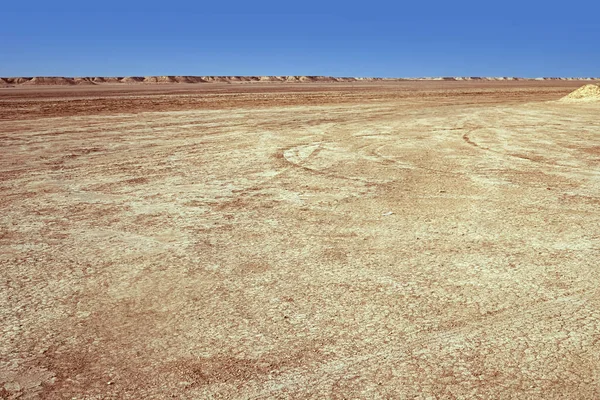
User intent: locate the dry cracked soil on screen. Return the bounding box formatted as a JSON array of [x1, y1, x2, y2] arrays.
[[1, 81, 600, 399]]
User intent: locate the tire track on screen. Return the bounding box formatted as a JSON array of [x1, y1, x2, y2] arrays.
[[460, 109, 600, 176]]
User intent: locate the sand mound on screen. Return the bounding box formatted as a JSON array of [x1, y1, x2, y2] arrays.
[[22, 77, 75, 85], [560, 84, 600, 102]]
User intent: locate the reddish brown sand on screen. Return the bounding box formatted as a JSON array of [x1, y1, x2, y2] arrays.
[[1, 81, 599, 399]]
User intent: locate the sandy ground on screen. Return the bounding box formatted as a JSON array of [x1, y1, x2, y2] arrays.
[[1, 81, 600, 399]]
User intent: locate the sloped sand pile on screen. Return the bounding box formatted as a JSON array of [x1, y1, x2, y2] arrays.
[[560, 84, 600, 102]]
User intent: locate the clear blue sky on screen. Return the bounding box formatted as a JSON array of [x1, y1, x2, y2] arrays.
[[2, 0, 599, 77]]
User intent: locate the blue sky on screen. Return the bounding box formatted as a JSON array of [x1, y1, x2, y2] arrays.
[[2, 0, 599, 77]]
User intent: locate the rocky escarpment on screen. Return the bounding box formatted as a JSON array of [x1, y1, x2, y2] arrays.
[[1, 76, 598, 86]]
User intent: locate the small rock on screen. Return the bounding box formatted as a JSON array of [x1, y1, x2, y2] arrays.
[[4, 381, 21, 392]]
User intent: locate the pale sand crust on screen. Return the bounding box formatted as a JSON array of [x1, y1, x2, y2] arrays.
[[1, 81, 599, 399]]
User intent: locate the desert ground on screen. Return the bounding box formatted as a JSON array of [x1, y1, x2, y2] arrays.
[[1, 80, 600, 399]]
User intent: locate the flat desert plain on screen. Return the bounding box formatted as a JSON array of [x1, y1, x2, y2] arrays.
[[1, 81, 600, 399]]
